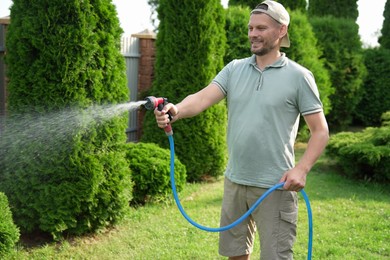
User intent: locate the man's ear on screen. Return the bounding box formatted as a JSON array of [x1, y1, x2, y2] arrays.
[[280, 24, 288, 39]]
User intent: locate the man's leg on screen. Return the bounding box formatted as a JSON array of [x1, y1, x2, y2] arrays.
[[248, 187, 298, 260], [219, 178, 256, 258]]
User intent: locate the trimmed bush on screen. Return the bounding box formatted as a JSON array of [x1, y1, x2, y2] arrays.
[[141, 0, 227, 182], [224, 5, 252, 64], [354, 48, 390, 126], [310, 15, 366, 130], [0, 192, 20, 258], [308, 0, 359, 21], [2, 0, 131, 239], [378, 0, 390, 48], [124, 142, 186, 205], [326, 120, 390, 182]]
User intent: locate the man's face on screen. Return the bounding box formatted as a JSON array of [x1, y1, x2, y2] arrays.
[[248, 13, 284, 56]]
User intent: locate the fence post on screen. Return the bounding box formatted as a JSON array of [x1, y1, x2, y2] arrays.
[[0, 16, 10, 134], [131, 29, 156, 142]]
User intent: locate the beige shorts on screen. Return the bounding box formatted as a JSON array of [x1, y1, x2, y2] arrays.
[[219, 178, 298, 259]]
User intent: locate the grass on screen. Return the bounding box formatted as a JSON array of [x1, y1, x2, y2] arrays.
[[5, 144, 390, 259]]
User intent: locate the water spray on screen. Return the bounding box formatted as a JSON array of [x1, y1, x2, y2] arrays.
[[144, 97, 313, 259]]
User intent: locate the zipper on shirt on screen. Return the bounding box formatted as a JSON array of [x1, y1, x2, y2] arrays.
[[257, 74, 263, 91]]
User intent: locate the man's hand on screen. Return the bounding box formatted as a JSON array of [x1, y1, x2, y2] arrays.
[[279, 167, 307, 192], [153, 103, 179, 129]]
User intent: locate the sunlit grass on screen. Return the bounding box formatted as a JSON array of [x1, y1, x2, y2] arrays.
[[5, 144, 390, 259]]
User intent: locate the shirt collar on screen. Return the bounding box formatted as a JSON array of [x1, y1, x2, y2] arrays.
[[249, 53, 287, 70]]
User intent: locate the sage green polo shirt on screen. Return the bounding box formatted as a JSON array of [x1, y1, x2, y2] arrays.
[[212, 54, 323, 188]]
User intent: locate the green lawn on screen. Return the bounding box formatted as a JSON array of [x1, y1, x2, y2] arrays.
[[5, 146, 390, 259]]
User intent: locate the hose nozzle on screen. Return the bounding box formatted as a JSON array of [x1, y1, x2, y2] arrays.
[[143, 96, 173, 136]]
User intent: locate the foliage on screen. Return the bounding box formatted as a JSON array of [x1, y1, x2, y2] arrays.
[[124, 142, 186, 205], [141, 0, 228, 182], [381, 111, 390, 126], [0, 192, 20, 258], [228, 0, 259, 8], [308, 0, 359, 21], [378, 0, 390, 49], [278, 0, 307, 11], [354, 48, 390, 126], [284, 10, 333, 115], [224, 6, 252, 64], [2, 0, 131, 239], [326, 121, 390, 182], [310, 15, 366, 130]]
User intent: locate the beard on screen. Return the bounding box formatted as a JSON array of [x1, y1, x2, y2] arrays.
[[250, 37, 278, 56]]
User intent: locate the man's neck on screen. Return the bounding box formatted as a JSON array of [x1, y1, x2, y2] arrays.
[[255, 50, 282, 70]]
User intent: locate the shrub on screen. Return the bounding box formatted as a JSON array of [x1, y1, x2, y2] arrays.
[[2, 0, 131, 239], [124, 142, 186, 205], [327, 122, 390, 182], [0, 112, 132, 239], [141, 0, 227, 182], [0, 192, 20, 258], [354, 48, 390, 126], [310, 15, 366, 130], [224, 5, 252, 65]]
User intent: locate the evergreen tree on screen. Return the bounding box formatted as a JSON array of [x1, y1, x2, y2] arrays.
[[308, 0, 359, 21], [354, 48, 390, 126], [229, 0, 259, 8], [379, 0, 390, 48], [2, 0, 131, 239], [224, 5, 252, 64], [141, 0, 227, 182], [310, 16, 366, 130]]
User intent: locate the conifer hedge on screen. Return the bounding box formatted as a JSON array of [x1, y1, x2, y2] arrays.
[[308, 0, 359, 21], [354, 48, 390, 126], [379, 0, 390, 49], [224, 6, 252, 64], [141, 0, 228, 182], [1, 0, 131, 239], [310, 16, 366, 130]]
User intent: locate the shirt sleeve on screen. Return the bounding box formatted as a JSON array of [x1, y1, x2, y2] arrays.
[[298, 71, 324, 116], [211, 60, 236, 96]]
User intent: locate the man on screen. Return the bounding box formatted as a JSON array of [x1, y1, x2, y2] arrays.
[[154, 1, 329, 259]]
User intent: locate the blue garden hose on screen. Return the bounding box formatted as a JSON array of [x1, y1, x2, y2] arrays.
[[168, 135, 313, 259]]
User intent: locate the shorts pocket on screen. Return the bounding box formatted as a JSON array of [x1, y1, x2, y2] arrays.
[[278, 210, 297, 254]]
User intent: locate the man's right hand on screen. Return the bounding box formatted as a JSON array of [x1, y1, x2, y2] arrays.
[[154, 103, 179, 129]]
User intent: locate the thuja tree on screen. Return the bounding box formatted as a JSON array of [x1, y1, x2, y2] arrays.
[[224, 5, 252, 64], [379, 0, 390, 49], [354, 48, 390, 126], [310, 16, 366, 130], [1, 0, 131, 239], [141, 0, 227, 182], [308, 0, 359, 21]]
